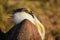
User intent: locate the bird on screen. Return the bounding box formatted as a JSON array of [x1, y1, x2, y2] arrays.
[[0, 30, 6, 40], [0, 8, 45, 40]]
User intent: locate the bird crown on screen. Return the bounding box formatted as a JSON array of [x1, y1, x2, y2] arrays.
[[13, 8, 34, 18]]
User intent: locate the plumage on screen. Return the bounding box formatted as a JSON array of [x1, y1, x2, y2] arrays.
[[12, 8, 45, 40], [0, 30, 6, 40], [0, 8, 45, 40], [13, 12, 34, 24], [5, 19, 42, 40]]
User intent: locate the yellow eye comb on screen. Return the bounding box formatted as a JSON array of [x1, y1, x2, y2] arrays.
[[26, 8, 31, 12]]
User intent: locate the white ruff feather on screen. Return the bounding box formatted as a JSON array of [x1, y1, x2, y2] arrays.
[[33, 15, 45, 40], [13, 12, 35, 24], [13, 12, 45, 40]]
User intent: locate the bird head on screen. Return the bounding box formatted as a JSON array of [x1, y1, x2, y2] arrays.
[[12, 8, 45, 40], [12, 8, 34, 24], [13, 8, 34, 17]]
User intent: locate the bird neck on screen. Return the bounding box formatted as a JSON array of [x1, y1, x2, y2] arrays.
[[13, 12, 35, 24]]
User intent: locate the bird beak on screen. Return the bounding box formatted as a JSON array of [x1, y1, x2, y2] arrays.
[[8, 15, 14, 19]]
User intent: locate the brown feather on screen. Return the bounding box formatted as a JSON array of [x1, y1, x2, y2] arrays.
[[17, 19, 42, 40]]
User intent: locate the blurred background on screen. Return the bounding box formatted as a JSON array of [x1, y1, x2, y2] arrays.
[[0, 0, 60, 40]]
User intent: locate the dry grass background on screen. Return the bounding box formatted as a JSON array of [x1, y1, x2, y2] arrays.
[[0, 0, 60, 40]]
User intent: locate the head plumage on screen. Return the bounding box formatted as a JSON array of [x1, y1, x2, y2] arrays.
[[26, 8, 31, 12], [13, 8, 34, 17]]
